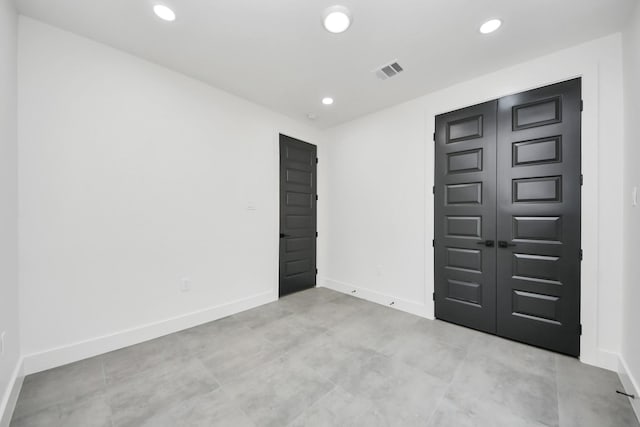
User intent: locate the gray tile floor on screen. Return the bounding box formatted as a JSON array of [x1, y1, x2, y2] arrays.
[[10, 288, 639, 427]]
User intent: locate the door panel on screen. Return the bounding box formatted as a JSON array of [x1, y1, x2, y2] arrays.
[[496, 79, 581, 356], [279, 134, 317, 297], [434, 79, 581, 357], [434, 101, 498, 334]]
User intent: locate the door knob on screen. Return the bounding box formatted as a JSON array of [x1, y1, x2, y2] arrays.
[[498, 241, 516, 248], [476, 240, 495, 247]]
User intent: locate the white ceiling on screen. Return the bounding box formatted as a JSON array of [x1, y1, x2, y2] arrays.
[[17, 0, 636, 128]]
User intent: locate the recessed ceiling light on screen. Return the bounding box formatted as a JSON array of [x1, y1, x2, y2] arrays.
[[323, 6, 352, 34], [480, 19, 502, 34], [322, 97, 334, 106], [154, 4, 176, 22]]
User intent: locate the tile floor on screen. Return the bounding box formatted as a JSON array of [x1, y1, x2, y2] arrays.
[[10, 288, 639, 427]]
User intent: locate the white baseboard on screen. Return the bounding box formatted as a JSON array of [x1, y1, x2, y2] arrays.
[[319, 277, 433, 319], [22, 291, 275, 375], [0, 358, 24, 427], [618, 355, 640, 422], [581, 348, 620, 372], [320, 278, 625, 373]]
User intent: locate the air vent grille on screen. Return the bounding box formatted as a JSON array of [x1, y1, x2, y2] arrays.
[[374, 60, 404, 80]]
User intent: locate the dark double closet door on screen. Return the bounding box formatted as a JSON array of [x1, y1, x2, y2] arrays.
[[434, 79, 582, 357]]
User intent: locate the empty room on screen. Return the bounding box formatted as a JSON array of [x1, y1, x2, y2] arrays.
[[1, 0, 640, 426]]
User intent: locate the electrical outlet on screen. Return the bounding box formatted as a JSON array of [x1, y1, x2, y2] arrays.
[[0, 331, 5, 356], [180, 278, 191, 293]]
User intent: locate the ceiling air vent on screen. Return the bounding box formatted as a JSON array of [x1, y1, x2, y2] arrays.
[[374, 60, 404, 80]]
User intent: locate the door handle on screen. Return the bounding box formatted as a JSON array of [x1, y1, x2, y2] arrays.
[[498, 241, 516, 248], [280, 233, 291, 238], [476, 240, 495, 247]]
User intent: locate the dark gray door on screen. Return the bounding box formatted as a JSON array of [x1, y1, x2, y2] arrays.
[[279, 134, 317, 297], [496, 79, 582, 356], [434, 79, 582, 357], [434, 100, 498, 334]]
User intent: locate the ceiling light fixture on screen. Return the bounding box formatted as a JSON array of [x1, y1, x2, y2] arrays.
[[322, 97, 334, 106], [480, 19, 502, 34], [154, 4, 176, 22], [323, 6, 352, 34]]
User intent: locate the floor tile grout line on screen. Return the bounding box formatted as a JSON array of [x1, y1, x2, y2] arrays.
[[283, 383, 339, 427], [100, 359, 107, 386], [200, 294, 350, 426], [200, 312, 337, 385], [555, 355, 562, 427], [205, 328, 335, 389], [423, 329, 478, 426], [102, 359, 117, 427], [197, 341, 288, 386], [216, 383, 258, 427], [212, 351, 338, 427]]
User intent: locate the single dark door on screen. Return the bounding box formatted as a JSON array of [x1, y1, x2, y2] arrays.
[[496, 79, 582, 356], [434, 100, 498, 334], [279, 134, 317, 297]]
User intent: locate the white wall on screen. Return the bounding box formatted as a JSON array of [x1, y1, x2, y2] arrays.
[[620, 1, 640, 418], [18, 17, 322, 374], [319, 33, 625, 370], [13, 9, 633, 384], [317, 101, 427, 315], [0, 0, 21, 425]]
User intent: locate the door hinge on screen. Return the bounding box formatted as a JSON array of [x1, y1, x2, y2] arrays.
[[579, 249, 583, 261], [432, 239, 435, 247], [578, 324, 582, 335], [316, 158, 319, 164], [580, 175, 584, 186], [316, 195, 319, 200], [432, 186, 435, 195], [433, 292, 436, 301], [433, 132, 436, 142], [580, 100, 584, 112], [316, 232, 319, 237], [315, 268, 318, 275]]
